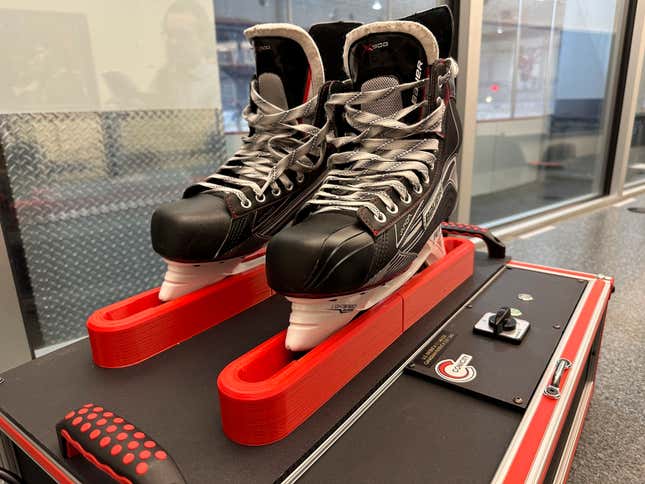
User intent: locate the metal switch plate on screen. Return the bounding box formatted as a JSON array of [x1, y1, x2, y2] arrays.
[[473, 312, 530, 343]]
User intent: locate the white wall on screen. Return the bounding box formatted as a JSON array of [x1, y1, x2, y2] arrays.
[[0, 0, 221, 113]]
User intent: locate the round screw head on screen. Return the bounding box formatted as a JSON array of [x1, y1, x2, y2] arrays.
[[408, 363, 416, 368], [513, 396, 523, 404], [553, 323, 562, 329], [0, 377, 5, 384], [517, 293, 533, 302]]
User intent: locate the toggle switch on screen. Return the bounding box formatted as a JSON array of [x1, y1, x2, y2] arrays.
[[488, 307, 517, 335], [473, 306, 530, 344]]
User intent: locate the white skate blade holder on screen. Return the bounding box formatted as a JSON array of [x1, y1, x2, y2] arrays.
[[159, 255, 265, 301], [286, 228, 446, 351]]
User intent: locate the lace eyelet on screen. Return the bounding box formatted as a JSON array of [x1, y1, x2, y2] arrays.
[[401, 193, 412, 204], [386, 204, 399, 214], [285, 183, 294, 191], [241, 198, 252, 209], [272, 188, 282, 197], [374, 212, 387, 223], [255, 193, 266, 203], [413, 184, 423, 194], [296, 174, 305, 184]]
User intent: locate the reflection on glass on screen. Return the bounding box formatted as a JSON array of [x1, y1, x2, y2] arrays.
[[0, 9, 99, 112], [472, 0, 627, 225], [627, 65, 645, 185]]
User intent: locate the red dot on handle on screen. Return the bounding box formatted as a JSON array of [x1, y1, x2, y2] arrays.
[[155, 450, 167, 460], [106, 425, 117, 433], [116, 432, 127, 441], [96, 418, 107, 426], [144, 440, 156, 449], [72, 417, 82, 426], [110, 445, 122, 456], [113, 417, 124, 424], [87, 413, 97, 420], [78, 408, 88, 415], [123, 424, 135, 431], [103, 412, 114, 418], [99, 437, 111, 448], [135, 462, 149, 475], [65, 411, 75, 420], [127, 441, 139, 450], [134, 432, 145, 439], [80, 423, 91, 432], [89, 429, 100, 440], [122, 453, 135, 465], [83, 403, 93, 408], [139, 450, 151, 459], [92, 407, 104, 412]]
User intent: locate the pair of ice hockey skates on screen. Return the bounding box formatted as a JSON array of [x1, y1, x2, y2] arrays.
[[151, 6, 461, 351]]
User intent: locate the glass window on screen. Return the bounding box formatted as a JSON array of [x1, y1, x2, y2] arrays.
[[627, 65, 645, 185], [471, 0, 628, 225], [0, 1, 224, 353], [1, 0, 454, 355]]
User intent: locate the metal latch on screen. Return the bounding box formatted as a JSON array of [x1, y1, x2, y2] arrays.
[[544, 358, 572, 399]]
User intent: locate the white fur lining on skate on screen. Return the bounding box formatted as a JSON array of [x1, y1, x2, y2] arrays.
[[244, 23, 324, 102], [343, 21, 440, 79]]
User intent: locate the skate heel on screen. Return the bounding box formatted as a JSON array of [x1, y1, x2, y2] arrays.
[[217, 236, 475, 446], [87, 251, 270, 368]]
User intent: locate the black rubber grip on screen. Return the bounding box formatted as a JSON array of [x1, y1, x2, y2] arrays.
[[441, 221, 506, 259], [56, 404, 186, 484]]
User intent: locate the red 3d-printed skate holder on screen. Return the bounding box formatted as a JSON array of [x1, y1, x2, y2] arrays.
[[87, 252, 270, 368], [217, 237, 475, 446]]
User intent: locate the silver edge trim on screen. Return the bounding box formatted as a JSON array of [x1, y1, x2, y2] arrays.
[[526, 281, 611, 482], [552, 381, 595, 484], [0, 412, 81, 483], [506, 262, 596, 281], [281, 264, 509, 483], [491, 279, 610, 483]]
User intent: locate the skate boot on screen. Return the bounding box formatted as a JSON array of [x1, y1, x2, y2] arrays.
[[151, 22, 359, 301], [266, 7, 461, 350]]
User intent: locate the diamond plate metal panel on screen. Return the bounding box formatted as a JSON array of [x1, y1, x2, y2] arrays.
[[0, 109, 226, 349]]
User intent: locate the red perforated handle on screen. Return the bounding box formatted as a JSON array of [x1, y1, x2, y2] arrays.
[[56, 404, 185, 484]]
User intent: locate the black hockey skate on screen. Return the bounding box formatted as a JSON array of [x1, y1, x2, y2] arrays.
[[151, 22, 358, 300], [266, 7, 461, 350]]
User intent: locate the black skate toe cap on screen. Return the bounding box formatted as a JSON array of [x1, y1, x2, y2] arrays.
[[151, 194, 231, 261], [266, 212, 375, 295]]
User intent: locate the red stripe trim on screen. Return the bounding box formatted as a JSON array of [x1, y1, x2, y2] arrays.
[[302, 68, 312, 103], [504, 279, 609, 482], [558, 382, 595, 484], [508, 260, 608, 282], [0, 414, 76, 483]]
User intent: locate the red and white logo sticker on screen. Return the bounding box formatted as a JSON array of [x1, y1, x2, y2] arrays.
[[435, 353, 477, 383]]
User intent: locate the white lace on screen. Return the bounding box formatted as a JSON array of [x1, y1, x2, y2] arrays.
[[307, 60, 458, 223], [194, 80, 326, 207]]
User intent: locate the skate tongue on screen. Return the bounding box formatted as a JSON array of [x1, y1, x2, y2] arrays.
[[344, 21, 440, 116], [245, 24, 324, 110]]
